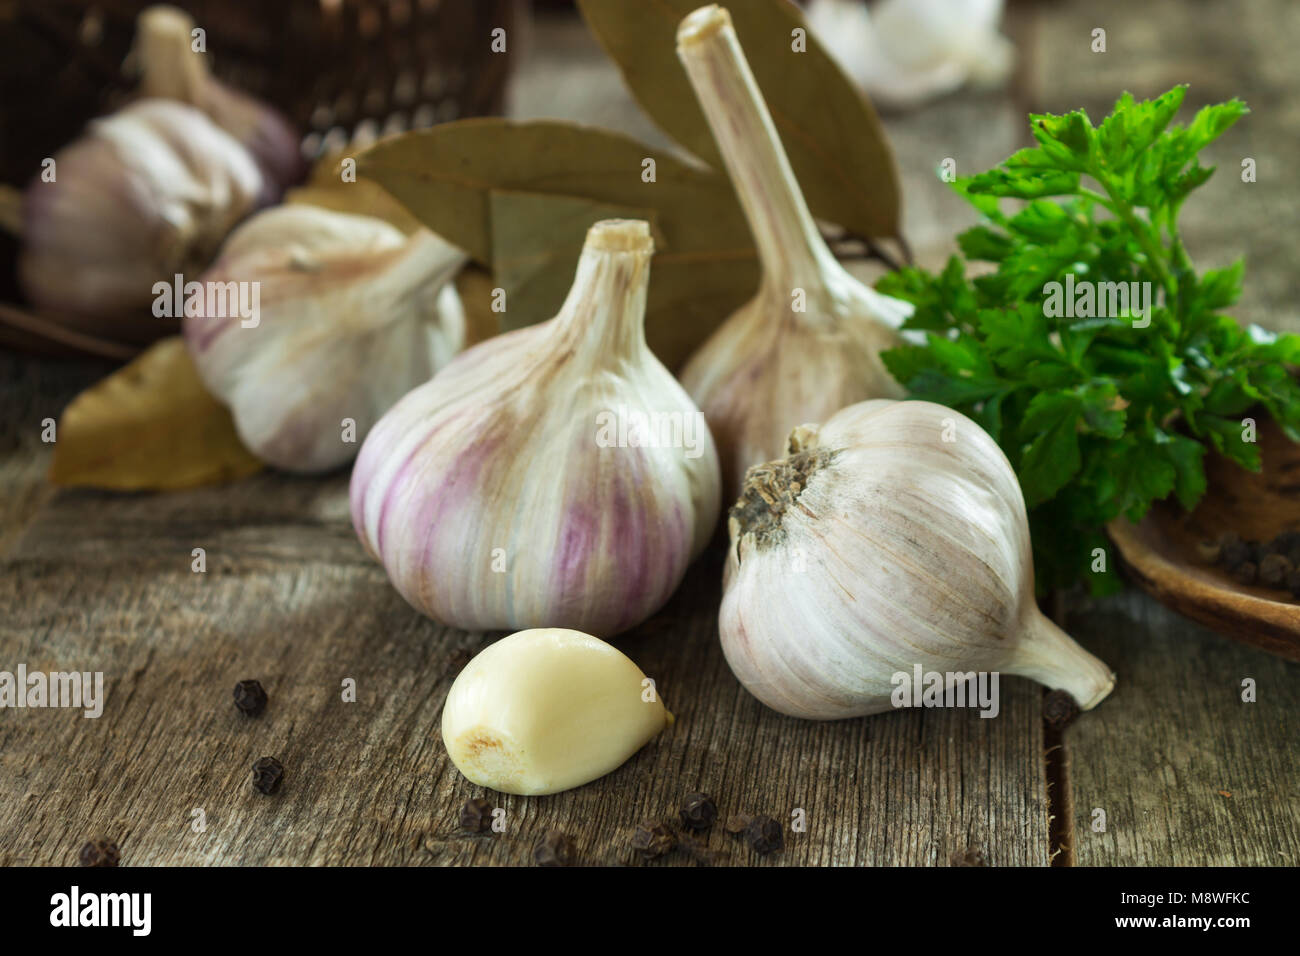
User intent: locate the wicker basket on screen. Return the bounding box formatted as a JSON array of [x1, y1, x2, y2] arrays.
[[0, 0, 517, 358]]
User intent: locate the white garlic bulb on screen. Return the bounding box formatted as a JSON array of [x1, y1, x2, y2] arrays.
[[183, 204, 466, 473], [721, 399, 1115, 720], [442, 628, 672, 796], [135, 5, 305, 200], [806, 0, 1015, 110], [351, 219, 721, 634], [19, 99, 263, 319], [676, 5, 911, 499]]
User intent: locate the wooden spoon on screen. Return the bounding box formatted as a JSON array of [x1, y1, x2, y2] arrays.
[[1108, 413, 1300, 662]]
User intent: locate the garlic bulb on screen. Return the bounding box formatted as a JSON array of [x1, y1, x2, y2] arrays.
[[183, 204, 467, 473], [676, 5, 911, 498], [721, 399, 1115, 720], [19, 99, 263, 319], [351, 219, 721, 634], [442, 628, 672, 796], [806, 0, 1015, 110], [135, 5, 305, 200]]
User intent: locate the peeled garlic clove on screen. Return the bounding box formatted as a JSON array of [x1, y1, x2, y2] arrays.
[[351, 219, 721, 634], [675, 5, 911, 499], [19, 99, 263, 320], [721, 399, 1116, 720], [441, 628, 671, 796], [183, 204, 466, 472], [135, 5, 305, 200]]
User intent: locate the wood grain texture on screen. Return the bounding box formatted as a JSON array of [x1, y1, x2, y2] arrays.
[[1062, 591, 1300, 866], [3, 0, 1298, 869], [0, 364, 1050, 865]]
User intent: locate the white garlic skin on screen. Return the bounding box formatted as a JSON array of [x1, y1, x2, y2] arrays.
[[806, 0, 1015, 110], [676, 5, 910, 499], [720, 400, 1115, 720], [183, 204, 466, 473], [19, 99, 263, 319], [441, 628, 671, 796], [680, 265, 909, 500], [351, 219, 721, 635]]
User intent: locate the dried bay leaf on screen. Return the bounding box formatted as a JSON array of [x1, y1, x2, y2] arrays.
[[577, 0, 901, 240], [488, 189, 660, 328], [49, 337, 263, 490], [285, 179, 424, 235], [356, 118, 753, 263], [358, 119, 760, 365]]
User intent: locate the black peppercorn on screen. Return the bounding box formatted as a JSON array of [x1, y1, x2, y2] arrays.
[[631, 822, 676, 859], [1043, 689, 1079, 729], [743, 815, 783, 855], [1220, 538, 1251, 569], [459, 797, 494, 833], [233, 679, 267, 717], [534, 830, 575, 867], [251, 756, 284, 794], [1259, 553, 1292, 587], [679, 792, 717, 830], [1271, 530, 1300, 551], [78, 839, 119, 868], [1287, 569, 1300, 598], [1232, 561, 1258, 585]]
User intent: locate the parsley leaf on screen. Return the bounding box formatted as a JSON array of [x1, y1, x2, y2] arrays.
[[877, 86, 1300, 594]]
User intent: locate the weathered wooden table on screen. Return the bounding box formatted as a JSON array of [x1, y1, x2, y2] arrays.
[[1, 0, 1297, 866]]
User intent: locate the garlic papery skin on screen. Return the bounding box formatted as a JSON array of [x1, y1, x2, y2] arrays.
[[183, 204, 466, 473], [441, 628, 672, 796], [351, 219, 721, 635], [720, 399, 1116, 720], [19, 99, 263, 320], [676, 5, 911, 499], [807, 0, 1015, 111], [135, 5, 305, 200]]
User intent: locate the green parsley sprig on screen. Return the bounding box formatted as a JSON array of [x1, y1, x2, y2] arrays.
[[878, 85, 1300, 594]]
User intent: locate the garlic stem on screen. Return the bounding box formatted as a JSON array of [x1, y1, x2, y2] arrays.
[[1009, 610, 1116, 711], [549, 219, 653, 365], [677, 5, 842, 295], [135, 5, 208, 103]]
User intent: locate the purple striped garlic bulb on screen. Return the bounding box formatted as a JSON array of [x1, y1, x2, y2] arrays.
[[720, 399, 1115, 720], [351, 219, 721, 635], [135, 5, 305, 202], [19, 99, 262, 320]]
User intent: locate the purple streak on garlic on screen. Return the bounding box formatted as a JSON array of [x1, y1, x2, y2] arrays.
[[675, 5, 911, 500], [19, 99, 262, 319], [183, 204, 466, 472], [135, 5, 306, 201], [720, 399, 1115, 720], [351, 219, 721, 635]]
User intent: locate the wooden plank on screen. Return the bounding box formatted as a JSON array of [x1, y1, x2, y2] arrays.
[[1062, 591, 1300, 865], [0, 448, 1050, 865]]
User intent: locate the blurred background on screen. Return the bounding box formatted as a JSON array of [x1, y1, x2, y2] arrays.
[[1, 0, 1296, 355]]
